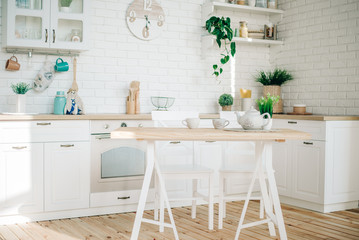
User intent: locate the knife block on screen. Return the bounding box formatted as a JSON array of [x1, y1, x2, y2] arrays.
[[126, 96, 135, 114]]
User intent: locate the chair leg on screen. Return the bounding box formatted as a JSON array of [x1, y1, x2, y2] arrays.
[[159, 187, 165, 232], [223, 177, 227, 219], [218, 173, 224, 229], [192, 179, 198, 219], [208, 173, 214, 230], [259, 197, 264, 219]]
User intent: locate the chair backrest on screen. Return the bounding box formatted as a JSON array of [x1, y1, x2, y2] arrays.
[[152, 111, 199, 127]]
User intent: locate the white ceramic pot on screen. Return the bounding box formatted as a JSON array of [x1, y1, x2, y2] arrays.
[[262, 118, 272, 130], [60, 7, 71, 13], [16, 94, 26, 113], [248, 0, 256, 7]]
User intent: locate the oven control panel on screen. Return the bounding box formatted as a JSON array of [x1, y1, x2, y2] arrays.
[[91, 120, 154, 134]]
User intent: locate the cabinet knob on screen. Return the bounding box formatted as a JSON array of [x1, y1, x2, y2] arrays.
[[45, 29, 48, 43], [288, 121, 298, 124], [303, 142, 313, 145], [121, 122, 127, 127], [138, 123, 143, 128], [170, 141, 181, 144], [52, 29, 56, 43], [103, 124, 109, 129], [60, 144, 75, 148]]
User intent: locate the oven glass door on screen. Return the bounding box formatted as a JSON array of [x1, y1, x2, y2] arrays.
[[101, 146, 145, 178]]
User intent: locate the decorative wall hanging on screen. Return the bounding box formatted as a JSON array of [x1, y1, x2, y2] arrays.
[[126, 0, 165, 41]]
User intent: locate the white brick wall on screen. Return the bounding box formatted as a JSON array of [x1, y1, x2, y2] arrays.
[[0, 0, 357, 115], [273, 0, 359, 115]]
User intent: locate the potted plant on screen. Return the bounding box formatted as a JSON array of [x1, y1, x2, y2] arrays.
[[218, 93, 233, 111], [205, 16, 236, 78], [255, 93, 279, 130], [11, 82, 31, 113], [60, 0, 73, 12], [254, 68, 293, 113]]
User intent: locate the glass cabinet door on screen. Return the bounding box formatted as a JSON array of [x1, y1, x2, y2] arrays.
[[6, 0, 50, 49], [50, 0, 88, 50]]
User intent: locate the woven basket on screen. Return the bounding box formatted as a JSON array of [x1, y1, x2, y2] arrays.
[[263, 85, 283, 113]]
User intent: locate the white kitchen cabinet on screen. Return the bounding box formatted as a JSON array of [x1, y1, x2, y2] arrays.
[[0, 143, 43, 216], [2, 0, 89, 51], [44, 141, 90, 212], [272, 119, 359, 212]]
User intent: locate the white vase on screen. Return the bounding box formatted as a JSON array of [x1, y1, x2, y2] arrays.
[[248, 0, 256, 7], [60, 6, 71, 13], [16, 94, 26, 113]]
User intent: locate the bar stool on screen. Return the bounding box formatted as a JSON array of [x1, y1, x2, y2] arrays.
[[152, 111, 215, 231]]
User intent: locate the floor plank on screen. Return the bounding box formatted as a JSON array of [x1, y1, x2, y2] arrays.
[[0, 202, 358, 240]]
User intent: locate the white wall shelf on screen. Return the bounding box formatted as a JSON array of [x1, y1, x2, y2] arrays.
[[202, 35, 283, 56]]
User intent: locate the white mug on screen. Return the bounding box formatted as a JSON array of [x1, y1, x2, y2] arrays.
[[182, 118, 200, 129], [212, 118, 230, 129]]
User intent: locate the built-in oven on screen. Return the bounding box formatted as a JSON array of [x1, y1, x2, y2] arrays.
[[90, 120, 154, 194]]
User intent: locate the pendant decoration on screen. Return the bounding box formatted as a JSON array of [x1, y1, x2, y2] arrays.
[[126, 0, 165, 41]]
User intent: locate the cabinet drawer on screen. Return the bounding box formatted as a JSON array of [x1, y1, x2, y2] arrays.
[[273, 119, 326, 140], [91, 120, 153, 134], [90, 189, 155, 208], [0, 121, 90, 143]]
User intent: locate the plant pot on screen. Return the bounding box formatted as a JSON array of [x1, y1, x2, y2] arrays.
[[16, 94, 26, 113], [60, 6, 71, 12], [263, 85, 283, 113], [222, 105, 232, 111]]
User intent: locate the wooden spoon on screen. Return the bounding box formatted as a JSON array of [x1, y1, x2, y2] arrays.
[[71, 57, 79, 91]]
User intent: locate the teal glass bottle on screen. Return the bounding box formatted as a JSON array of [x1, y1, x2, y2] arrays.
[[54, 91, 66, 115]]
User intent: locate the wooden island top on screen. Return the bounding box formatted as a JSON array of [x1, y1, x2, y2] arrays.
[[111, 127, 311, 142]]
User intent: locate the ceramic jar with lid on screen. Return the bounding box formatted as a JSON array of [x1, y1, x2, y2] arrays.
[[239, 21, 248, 38], [54, 91, 66, 115]]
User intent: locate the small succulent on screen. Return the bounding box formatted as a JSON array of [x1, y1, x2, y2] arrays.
[[11, 82, 31, 94], [61, 0, 73, 7], [256, 93, 280, 117], [218, 93, 233, 107]]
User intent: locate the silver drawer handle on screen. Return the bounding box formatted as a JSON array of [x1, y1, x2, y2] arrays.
[[303, 142, 313, 145], [37, 122, 51, 126], [170, 141, 181, 144], [117, 196, 130, 200], [205, 141, 216, 143], [60, 144, 74, 148], [12, 146, 27, 150], [288, 121, 297, 124]]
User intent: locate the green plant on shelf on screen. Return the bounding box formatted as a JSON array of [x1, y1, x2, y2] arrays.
[[256, 93, 280, 118], [218, 93, 233, 107], [255, 68, 293, 86], [60, 0, 73, 7], [11, 82, 31, 95], [205, 16, 236, 78]]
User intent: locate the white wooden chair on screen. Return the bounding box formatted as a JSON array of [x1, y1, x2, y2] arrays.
[[217, 111, 273, 233], [152, 111, 214, 231]]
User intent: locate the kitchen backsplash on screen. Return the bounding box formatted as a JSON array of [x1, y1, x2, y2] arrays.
[[0, 0, 358, 115]]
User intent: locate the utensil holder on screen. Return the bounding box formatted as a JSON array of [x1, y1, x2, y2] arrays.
[[126, 97, 135, 114]]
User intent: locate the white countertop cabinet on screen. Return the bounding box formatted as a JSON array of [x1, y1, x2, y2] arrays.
[[2, 0, 89, 51], [272, 119, 359, 212], [0, 143, 43, 216]]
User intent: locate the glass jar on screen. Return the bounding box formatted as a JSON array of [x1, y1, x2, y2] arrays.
[[239, 21, 248, 38], [70, 29, 81, 42]]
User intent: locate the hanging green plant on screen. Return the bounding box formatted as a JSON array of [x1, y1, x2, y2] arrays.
[[205, 16, 236, 77]]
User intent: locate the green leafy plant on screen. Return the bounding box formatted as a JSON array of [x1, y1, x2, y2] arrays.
[[205, 16, 236, 77], [255, 68, 293, 86], [218, 93, 233, 106], [256, 93, 280, 117], [60, 0, 73, 7], [11, 82, 31, 95]]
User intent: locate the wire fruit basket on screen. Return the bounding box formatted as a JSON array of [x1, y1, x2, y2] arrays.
[[151, 97, 175, 111]]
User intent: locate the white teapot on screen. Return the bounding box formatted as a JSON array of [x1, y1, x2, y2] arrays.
[[235, 107, 271, 130]]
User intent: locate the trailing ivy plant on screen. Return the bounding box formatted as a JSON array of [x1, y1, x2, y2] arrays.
[[205, 16, 236, 77], [11, 82, 31, 95]]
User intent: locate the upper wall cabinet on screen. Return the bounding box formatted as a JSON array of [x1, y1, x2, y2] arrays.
[[2, 0, 90, 52]]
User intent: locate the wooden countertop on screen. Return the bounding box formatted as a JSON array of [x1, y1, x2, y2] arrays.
[[0, 113, 358, 121], [111, 127, 311, 141]]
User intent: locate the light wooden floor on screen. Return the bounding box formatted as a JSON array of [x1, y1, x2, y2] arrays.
[[1, 201, 358, 240]]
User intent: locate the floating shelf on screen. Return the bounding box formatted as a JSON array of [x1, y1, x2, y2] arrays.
[[202, 35, 283, 49], [203, 2, 284, 16]]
